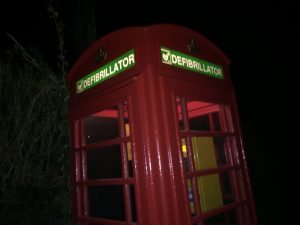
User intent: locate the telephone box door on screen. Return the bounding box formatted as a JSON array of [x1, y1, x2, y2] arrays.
[[159, 76, 256, 225]]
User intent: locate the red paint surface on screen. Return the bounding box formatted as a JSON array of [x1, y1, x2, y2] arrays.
[[67, 24, 258, 225]]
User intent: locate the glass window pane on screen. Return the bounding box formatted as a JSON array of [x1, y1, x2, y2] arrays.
[[187, 179, 196, 216], [84, 106, 119, 144], [213, 136, 228, 166], [187, 100, 213, 131], [123, 101, 130, 137], [126, 142, 133, 177], [191, 136, 229, 170], [125, 123, 130, 137], [190, 114, 210, 131], [176, 97, 185, 130], [220, 172, 235, 204], [88, 185, 125, 221], [87, 145, 122, 179], [192, 137, 217, 170], [181, 138, 192, 172], [212, 112, 221, 131], [130, 185, 137, 222], [197, 171, 235, 213], [198, 174, 223, 212]]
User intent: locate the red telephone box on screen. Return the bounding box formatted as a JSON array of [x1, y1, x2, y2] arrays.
[[67, 24, 258, 225]]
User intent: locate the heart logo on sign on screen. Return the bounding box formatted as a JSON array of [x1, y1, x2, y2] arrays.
[[161, 48, 172, 65], [163, 52, 169, 61]]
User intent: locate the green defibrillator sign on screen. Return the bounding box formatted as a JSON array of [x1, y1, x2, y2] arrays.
[[76, 49, 135, 93], [161, 47, 223, 79]]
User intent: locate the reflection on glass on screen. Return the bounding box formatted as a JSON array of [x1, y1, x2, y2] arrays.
[[87, 145, 122, 179], [88, 185, 125, 221], [204, 209, 238, 225], [83, 106, 119, 144]]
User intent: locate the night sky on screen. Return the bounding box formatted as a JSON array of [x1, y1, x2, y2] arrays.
[[1, 1, 298, 225]]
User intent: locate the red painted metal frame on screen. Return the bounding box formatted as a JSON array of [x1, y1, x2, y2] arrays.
[[70, 87, 140, 225], [175, 96, 244, 224], [67, 24, 258, 225]]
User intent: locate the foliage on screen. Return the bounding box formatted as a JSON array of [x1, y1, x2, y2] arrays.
[[0, 22, 70, 225], [47, 0, 68, 75]]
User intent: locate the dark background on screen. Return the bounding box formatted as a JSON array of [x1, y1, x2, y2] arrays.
[[1, 1, 298, 224]]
